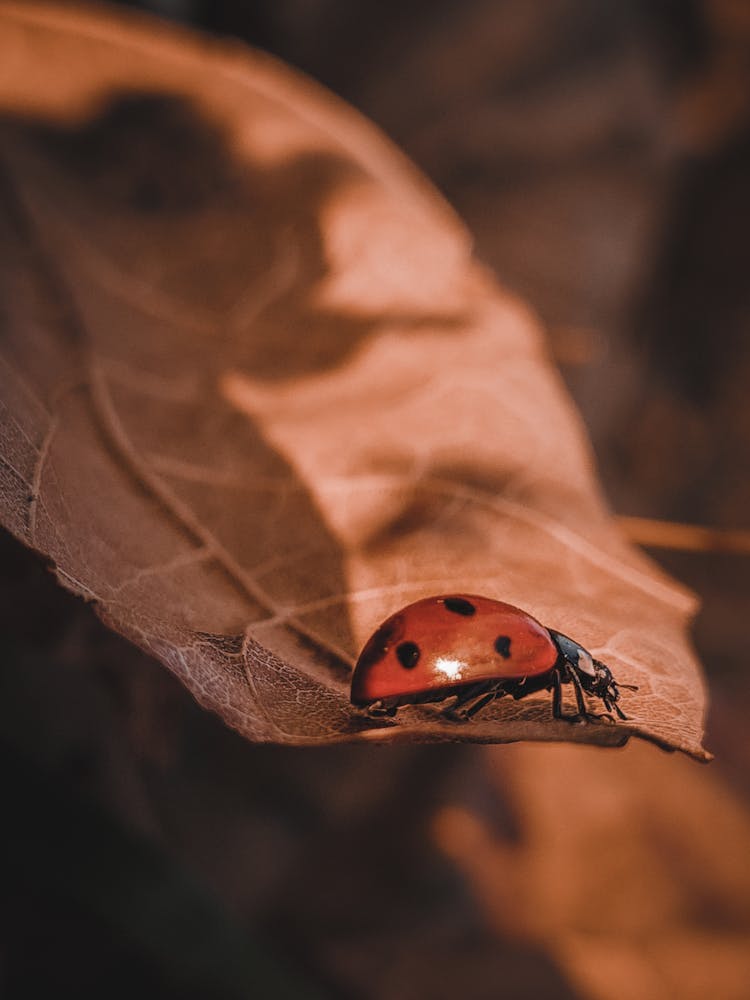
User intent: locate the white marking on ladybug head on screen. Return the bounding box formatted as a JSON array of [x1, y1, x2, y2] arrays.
[[576, 647, 597, 677], [434, 656, 464, 681]]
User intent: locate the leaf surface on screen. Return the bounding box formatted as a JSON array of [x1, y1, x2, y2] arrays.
[[0, 1, 709, 757]]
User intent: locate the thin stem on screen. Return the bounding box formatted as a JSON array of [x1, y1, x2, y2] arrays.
[[618, 515, 750, 556]]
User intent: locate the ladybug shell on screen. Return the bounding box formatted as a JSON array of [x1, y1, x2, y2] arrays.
[[351, 594, 559, 706]]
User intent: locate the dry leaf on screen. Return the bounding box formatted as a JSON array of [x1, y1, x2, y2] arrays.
[[0, 2, 709, 757]]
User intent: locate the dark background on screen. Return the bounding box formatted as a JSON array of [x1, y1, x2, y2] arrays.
[[2, 2, 749, 998]]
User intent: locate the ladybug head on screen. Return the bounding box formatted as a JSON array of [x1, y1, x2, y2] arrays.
[[549, 630, 633, 720], [585, 659, 626, 717]]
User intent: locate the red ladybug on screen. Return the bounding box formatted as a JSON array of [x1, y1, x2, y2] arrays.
[[351, 594, 634, 721]]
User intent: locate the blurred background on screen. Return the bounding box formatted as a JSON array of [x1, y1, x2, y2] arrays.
[[2, 1, 750, 997]]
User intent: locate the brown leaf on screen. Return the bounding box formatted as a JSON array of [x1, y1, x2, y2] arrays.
[[0, 2, 708, 757]]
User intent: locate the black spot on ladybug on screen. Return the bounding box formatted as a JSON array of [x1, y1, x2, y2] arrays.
[[443, 597, 476, 616], [494, 635, 512, 659], [396, 641, 421, 669], [358, 617, 404, 671]]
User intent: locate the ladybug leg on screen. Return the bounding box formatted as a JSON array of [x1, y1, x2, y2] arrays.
[[568, 669, 623, 723], [443, 683, 501, 721], [365, 700, 398, 718], [602, 696, 628, 721], [568, 667, 591, 720], [551, 667, 565, 719], [552, 666, 585, 723], [461, 689, 502, 720]]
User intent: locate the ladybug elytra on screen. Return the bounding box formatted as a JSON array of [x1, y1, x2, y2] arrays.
[[350, 594, 634, 721]]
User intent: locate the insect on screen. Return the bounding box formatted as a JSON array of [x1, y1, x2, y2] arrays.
[[350, 594, 635, 722]]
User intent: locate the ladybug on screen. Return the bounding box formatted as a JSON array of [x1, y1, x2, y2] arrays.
[[350, 594, 635, 721]]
